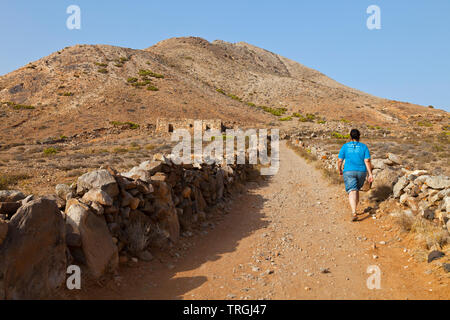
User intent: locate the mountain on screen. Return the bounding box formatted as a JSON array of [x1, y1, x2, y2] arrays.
[[0, 36, 446, 144]]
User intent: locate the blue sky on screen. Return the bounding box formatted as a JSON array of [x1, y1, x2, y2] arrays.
[[0, 0, 449, 111]]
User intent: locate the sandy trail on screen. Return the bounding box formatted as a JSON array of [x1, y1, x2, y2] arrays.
[[73, 142, 449, 300]]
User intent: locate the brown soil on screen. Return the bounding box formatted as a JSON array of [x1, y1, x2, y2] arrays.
[[66, 142, 449, 300]]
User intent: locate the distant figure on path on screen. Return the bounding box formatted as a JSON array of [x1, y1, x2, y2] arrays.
[[337, 129, 373, 222]]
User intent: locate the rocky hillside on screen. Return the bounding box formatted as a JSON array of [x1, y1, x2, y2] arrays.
[[148, 37, 447, 127], [1, 36, 447, 146]]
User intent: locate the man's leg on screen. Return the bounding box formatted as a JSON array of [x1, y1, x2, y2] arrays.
[[349, 191, 358, 214]]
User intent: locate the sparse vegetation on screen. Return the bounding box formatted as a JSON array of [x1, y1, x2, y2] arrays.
[[43, 147, 58, 155], [146, 85, 159, 91], [127, 77, 138, 83], [418, 120, 433, 127], [0, 174, 30, 190], [97, 68, 108, 74], [110, 121, 140, 129], [279, 116, 292, 121], [1, 102, 36, 110], [138, 69, 164, 78], [331, 132, 350, 139], [94, 62, 108, 67], [258, 106, 287, 116], [216, 88, 226, 95]]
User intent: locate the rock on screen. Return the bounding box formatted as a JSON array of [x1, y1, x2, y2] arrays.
[[137, 250, 153, 262], [82, 188, 113, 206], [135, 180, 154, 194], [443, 196, 450, 213], [0, 219, 8, 246], [139, 160, 163, 175], [182, 187, 192, 199], [20, 194, 35, 206], [119, 255, 128, 264], [371, 159, 386, 170], [0, 202, 21, 216], [90, 201, 105, 215], [66, 232, 82, 247], [0, 190, 25, 202], [0, 198, 66, 299], [77, 169, 119, 197], [443, 263, 450, 273], [408, 170, 427, 180], [399, 193, 409, 205], [55, 184, 73, 200], [66, 201, 118, 278], [122, 167, 151, 183], [425, 176, 450, 190], [393, 176, 408, 198], [386, 153, 401, 165], [151, 172, 167, 182], [427, 250, 445, 263], [129, 197, 140, 210]]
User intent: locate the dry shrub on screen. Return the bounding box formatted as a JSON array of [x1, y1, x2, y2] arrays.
[[411, 217, 450, 249]]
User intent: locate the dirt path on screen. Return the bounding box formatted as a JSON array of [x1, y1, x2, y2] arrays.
[[73, 142, 449, 300]]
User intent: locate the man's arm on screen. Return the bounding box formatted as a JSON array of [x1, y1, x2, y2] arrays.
[[338, 159, 344, 176], [364, 159, 374, 182]]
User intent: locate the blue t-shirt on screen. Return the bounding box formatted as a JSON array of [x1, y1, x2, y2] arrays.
[[338, 141, 370, 172]]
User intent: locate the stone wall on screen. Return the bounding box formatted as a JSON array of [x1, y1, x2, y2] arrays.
[[0, 152, 257, 299]]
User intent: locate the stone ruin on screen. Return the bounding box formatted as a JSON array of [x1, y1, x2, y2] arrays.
[[156, 118, 223, 134]]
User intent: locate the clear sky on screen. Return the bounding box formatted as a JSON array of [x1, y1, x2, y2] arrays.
[[1, 0, 449, 111]]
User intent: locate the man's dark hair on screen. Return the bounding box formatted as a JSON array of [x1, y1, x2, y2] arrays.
[[350, 129, 361, 141]]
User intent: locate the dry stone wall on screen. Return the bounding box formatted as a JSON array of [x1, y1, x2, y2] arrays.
[[0, 152, 257, 299]]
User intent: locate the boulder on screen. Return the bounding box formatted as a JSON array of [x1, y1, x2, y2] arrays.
[[122, 167, 151, 183], [0, 190, 25, 202], [425, 176, 450, 190], [371, 159, 386, 170], [0, 202, 21, 216], [76, 169, 119, 197], [0, 198, 66, 299], [82, 188, 113, 206], [182, 187, 192, 199], [139, 160, 163, 175], [393, 176, 408, 198], [66, 202, 118, 278], [55, 184, 73, 200], [444, 196, 450, 213], [387, 153, 401, 165], [428, 250, 445, 263], [0, 219, 7, 246], [370, 167, 401, 201]]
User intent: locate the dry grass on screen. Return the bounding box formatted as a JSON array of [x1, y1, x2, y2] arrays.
[[395, 213, 449, 250], [0, 173, 30, 190]]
